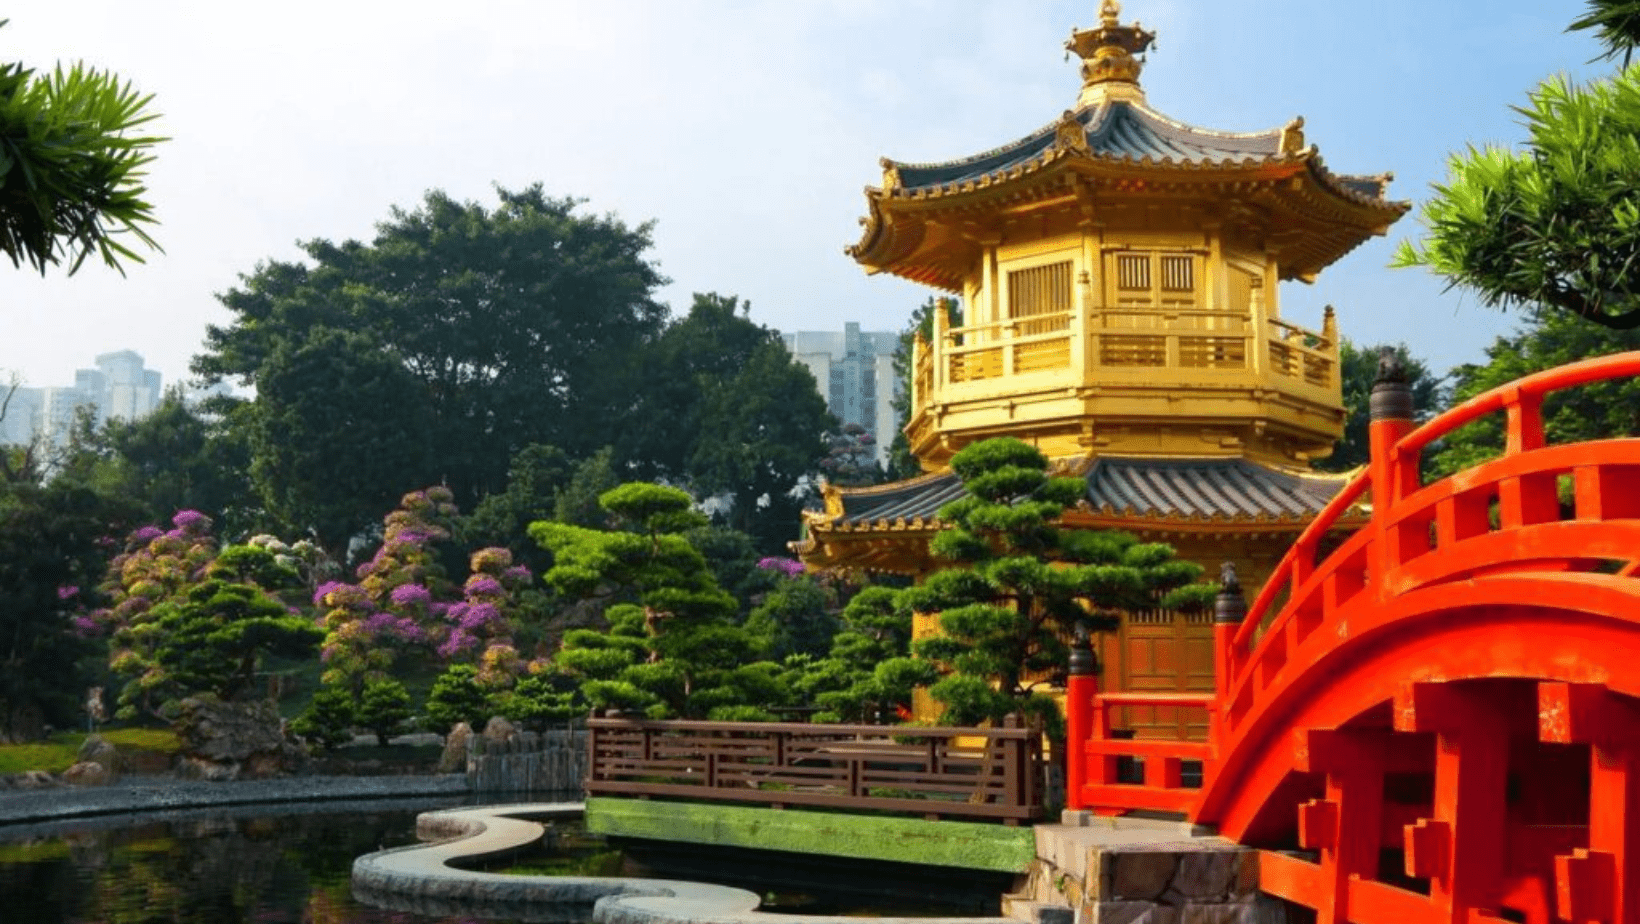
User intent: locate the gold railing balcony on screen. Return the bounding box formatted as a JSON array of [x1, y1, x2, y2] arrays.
[[910, 304, 1339, 415]]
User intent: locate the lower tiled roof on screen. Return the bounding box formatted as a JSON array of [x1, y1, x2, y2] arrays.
[[830, 456, 1350, 528], [1084, 457, 1341, 519]]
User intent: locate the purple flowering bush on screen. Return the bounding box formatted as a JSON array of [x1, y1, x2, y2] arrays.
[[315, 488, 534, 692], [90, 510, 323, 720], [315, 488, 459, 689], [756, 556, 806, 579]]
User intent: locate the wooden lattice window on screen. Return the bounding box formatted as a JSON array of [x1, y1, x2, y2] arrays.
[[1160, 255, 1193, 292], [1108, 251, 1201, 310], [1008, 261, 1073, 319], [1116, 254, 1150, 292]]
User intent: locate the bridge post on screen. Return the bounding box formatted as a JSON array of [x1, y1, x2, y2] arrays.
[[1369, 349, 1417, 595], [1065, 621, 1096, 811], [1212, 563, 1245, 750]]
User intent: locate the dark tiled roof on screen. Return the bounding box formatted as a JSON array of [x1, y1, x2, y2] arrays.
[[1084, 457, 1340, 519], [1336, 174, 1392, 199], [832, 457, 1348, 527], [894, 101, 1284, 191], [838, 472, 966, 524]]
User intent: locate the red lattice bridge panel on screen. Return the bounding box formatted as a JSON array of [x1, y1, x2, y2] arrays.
[[1065, 351, 1640, 924]]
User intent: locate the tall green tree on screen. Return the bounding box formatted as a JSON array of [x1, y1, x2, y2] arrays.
[[0, 21, 163, 275], [0, 475, 138, 739], [901, 438, 1214, 737], [622, 293, 831, 550], [195, 185, 668, 537], [531, 483, 783, 719], [100, 390, 256, 532], [620, 293, 776, 482], [248, 329, 439, 555], [688, 337, 830, 549], [1393, 4, 1640, 329]]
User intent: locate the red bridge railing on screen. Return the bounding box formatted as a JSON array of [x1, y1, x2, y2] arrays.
[[1067, 350, 1640, 819]]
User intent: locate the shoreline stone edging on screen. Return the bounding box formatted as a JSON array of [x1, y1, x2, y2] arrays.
[[0, 774, 469, 827], [352, 803, 1022, 924]]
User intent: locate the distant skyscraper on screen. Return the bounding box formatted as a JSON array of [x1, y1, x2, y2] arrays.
[[781, 323, 902, 468], [0, 350, 164, 452]]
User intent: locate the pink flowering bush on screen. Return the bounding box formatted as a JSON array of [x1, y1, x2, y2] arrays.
[[435, 547, 535, 689], [90, 510, 319, 719], [315, 487, 534, 692]]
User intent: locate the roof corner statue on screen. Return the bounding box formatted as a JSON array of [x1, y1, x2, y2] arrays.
[[804, 3, 1405, 727]]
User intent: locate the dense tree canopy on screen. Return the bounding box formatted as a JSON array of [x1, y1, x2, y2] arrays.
[[0, 475, 138, 739], [99, 391, 255, 533], [195, 185, 669, 546], [620, 293, 831, 550], [0, 22, 163, 275], [249, 328, 439, 555], [1393, 4, 1640, 329]]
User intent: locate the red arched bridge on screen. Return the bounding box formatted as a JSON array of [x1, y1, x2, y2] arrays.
[[1065, 351, 1640, 924]]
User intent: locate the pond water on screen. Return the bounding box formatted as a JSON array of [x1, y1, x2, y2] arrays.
[[0, 799, 497, 924], [0, 799, 1005, 923]]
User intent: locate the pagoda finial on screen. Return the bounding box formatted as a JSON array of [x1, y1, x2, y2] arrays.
[[1067, 1, 1156, 107]]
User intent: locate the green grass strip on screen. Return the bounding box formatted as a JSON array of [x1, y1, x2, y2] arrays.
[[586, 797, 1036, 873]]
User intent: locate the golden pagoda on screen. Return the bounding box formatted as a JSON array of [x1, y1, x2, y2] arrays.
[[798, 1, 1407, 731]]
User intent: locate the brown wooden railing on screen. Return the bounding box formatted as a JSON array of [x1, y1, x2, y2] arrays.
[[586, 716, 1043, 824]]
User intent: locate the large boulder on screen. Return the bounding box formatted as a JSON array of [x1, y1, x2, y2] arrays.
[[436, 722, 473, 774], [77, 734, 120, 779], [174, 697, 306, 779], [481, 716, 517, 745], [61, 761, 114, 787]]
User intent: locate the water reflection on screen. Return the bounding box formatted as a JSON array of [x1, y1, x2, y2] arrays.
[[0, 801, 503, 924]]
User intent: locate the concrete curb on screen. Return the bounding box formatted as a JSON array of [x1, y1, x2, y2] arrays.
[[0, 774, 471, 826], [352, 803, 1022, 924]]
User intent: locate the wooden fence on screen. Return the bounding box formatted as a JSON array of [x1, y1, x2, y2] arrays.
[[586, 716, 1043, 824]]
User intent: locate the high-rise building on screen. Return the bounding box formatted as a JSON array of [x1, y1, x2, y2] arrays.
[[781, 323, 902, 468], [0, 351, 164, 452], [95, 350, 163, 424]]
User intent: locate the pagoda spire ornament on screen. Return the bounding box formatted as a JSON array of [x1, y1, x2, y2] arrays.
[[1066, 0, 1156, 106]]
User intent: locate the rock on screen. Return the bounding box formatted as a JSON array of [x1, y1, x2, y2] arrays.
[[437, 723, 473, 774], [173, 696, 305, 779], [1170, 850, 1238, 900], [0, 770, 59, 790], [1103, 848, 1177, 901], [61, 760, 113, 787], [175, 755, 240, 781], [77, 734, 120, 778], [481, 717, 516, 745], [1093, 903, 1178, 924], [1181, 903, 1256, 924]]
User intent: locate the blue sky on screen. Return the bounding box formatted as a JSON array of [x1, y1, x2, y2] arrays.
[[0, 0, 1614, 390]]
